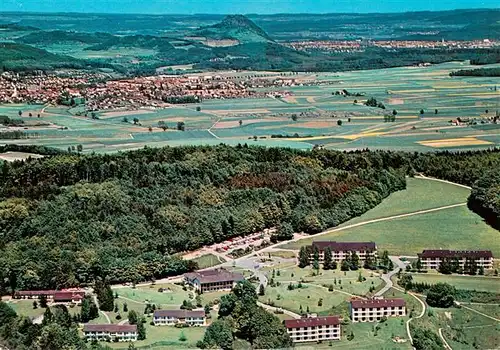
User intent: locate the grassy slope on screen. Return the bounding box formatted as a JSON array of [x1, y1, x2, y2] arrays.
[[410, 274, 500, 293], [191, 254, 225, 269], [280, 178, 500, 256]]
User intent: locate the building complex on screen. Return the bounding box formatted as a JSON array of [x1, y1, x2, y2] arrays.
[[309, 241, 377, 263], [417, 250, 494, 270], [83, 324, 138, 342], [349, 298, 406, 323], [13, 289, 85, 304], [153, 310, 206, 326], [184, 268, 244, 292], [284, 315, 341, 343]]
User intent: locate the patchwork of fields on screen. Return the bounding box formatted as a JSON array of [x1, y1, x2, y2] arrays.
[[1, 62, 499, 153]]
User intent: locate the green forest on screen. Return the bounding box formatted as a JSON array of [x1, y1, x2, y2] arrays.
[[0, 146, 499, 295], [450, 67, 500, 77]]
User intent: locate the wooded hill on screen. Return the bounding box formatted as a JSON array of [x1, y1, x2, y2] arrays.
[[0, 146, 499, 294]]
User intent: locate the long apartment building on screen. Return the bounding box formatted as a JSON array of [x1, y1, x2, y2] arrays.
[[13, 289, 85, 304], [284, 315, 341, 343], [83, 324, 137, 342], [184, 268, 244, 293], [309, 241, 377, 263], [350, 298, 406, 323], [417, 250, 493, 270], [153, 310, 206, 326]]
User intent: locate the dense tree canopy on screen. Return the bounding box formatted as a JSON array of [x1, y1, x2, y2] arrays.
[[468, 169, 500, 230], [0, 145, 498, 293]]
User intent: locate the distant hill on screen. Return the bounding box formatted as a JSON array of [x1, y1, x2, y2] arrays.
[[193, 15, 273, 44], [0, 23, 39, 31], [0, 42, 101, 72], [17, 30, 114, 45], [84, 34, 176, 52]]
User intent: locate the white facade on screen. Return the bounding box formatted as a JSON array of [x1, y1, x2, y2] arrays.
[[420, 256, 493, 270], [84, 329, 137, 342], [286, 324, 341, 343], [153, 315, 206, 326], [350, 299, 406, 323]]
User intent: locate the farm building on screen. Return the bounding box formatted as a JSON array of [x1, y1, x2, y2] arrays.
[[309, 241, 377, 263], [284, 315, 341, 343], [153, 309, 206, 326], [83, 324, 137, 342], [417, 250, 493, 270], [184, 268, 245, 292], [349, 298, 406, 323]]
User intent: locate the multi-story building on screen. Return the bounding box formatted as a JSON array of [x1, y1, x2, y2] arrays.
[[153, 310, 206, 326], [417, 250, 493, 270], [350, 298, 406, 322], [309, 241, 377, 263], [83, 324, 138, 342], [184, 268, 245, 293], [284, 315, 341, 343]]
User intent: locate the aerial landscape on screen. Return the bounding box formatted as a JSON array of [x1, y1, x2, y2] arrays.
[[0, 1, 499, 350]]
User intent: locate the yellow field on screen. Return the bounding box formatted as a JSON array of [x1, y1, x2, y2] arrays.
[[418, 137, 494, 148]]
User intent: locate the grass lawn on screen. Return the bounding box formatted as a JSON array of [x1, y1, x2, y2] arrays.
[[9, 300, 48, 319], [107, 298, 146, 324], [200, 291, 230, 305], [341, 177, 470, 225], [382, 288, 424, 317], [280, 205, 500, 256], [266, 265, 383, 297], [410, 273, 500, 293], [115, 283, 190, 306], [267, 250, 297, 259], [413, 306, 500, 350], [191, 254, 225, 269], [464, 303, 500, 319], [259, 284, 347, 314], [103, 322, 206, 349]]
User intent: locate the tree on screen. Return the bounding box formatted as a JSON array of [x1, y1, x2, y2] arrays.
[[426, 283, 455, 308], [114, 304, 119, 313], [420, 109, 425, 115], [291, 114, 298, 121], [435, 109, 438, 114], [76, 144, 83, 153], [198, 319, 233, 349], [196, 106, 201, 112], [123, 302, 128, 312], [95, 280, 114, 312], [416, 258, 423, 271], [351, 251, 360, 269], [177, 121, 185, 131], [128, 310, 138, 325], [133, 117, 139, 125], [258, 284, 265, 296], [312, 245, 320, 271], [80, 296, 91, 322], [18, 110, 22, 117], [337, 120, 343, 126], [148, 126, 153, 132], [137, 317, 146, 340], [239, 120, 243, 126], [323, 247, 333, 270], [123, 117, 129, 123], [32, 300, 38, 309], [392, 109, 397, 116], [298, 246, 310, 268], [40, 294, 47, 308], [341, 259, 350, 271], [42, 307, 53, 326], [271, 222, 293, 242]]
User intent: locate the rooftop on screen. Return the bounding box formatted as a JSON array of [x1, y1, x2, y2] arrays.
[[184, 268, 245, 284], [312, 241, 376, 252], [350, 298, 406, 309], [284, 316, 341, 328], [418, 250, 493, 259]]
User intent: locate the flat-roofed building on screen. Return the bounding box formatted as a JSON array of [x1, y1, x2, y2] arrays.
[[153, 310, 206, 326], [83, 324, 137, 342], [184, 268, 244, 292], [350, 298, 406, 322], [417, 250, 493, 270], [310, 241, 377, 263], [284, 315, 341, 343]]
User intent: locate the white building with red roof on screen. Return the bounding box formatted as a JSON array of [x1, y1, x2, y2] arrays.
[[310, 241, 377, 263], [83, 324, 137, 342], [284, 315, 341, 343], [350, 298, 406, 322], [417, 250, 493, 270], [153, 309, 206, 326]]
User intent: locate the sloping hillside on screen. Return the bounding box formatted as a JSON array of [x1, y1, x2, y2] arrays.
[[194, 15, 274, 43]]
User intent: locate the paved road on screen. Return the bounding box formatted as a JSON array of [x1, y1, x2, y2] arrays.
[[406, 291, 426, 347], [93, 295, 111, 324], [438, 328, 453, 350], [258, 302, 301, 319], [375, 256, 408, 297]]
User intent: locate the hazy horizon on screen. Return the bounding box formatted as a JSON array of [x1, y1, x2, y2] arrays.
[[2, 0, 499, 15]]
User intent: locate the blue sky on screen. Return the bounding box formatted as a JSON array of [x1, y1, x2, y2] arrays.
[[2, 0, 499, 14]]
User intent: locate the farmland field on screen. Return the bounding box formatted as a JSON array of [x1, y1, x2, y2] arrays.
[[1, 62, 499, 153]]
